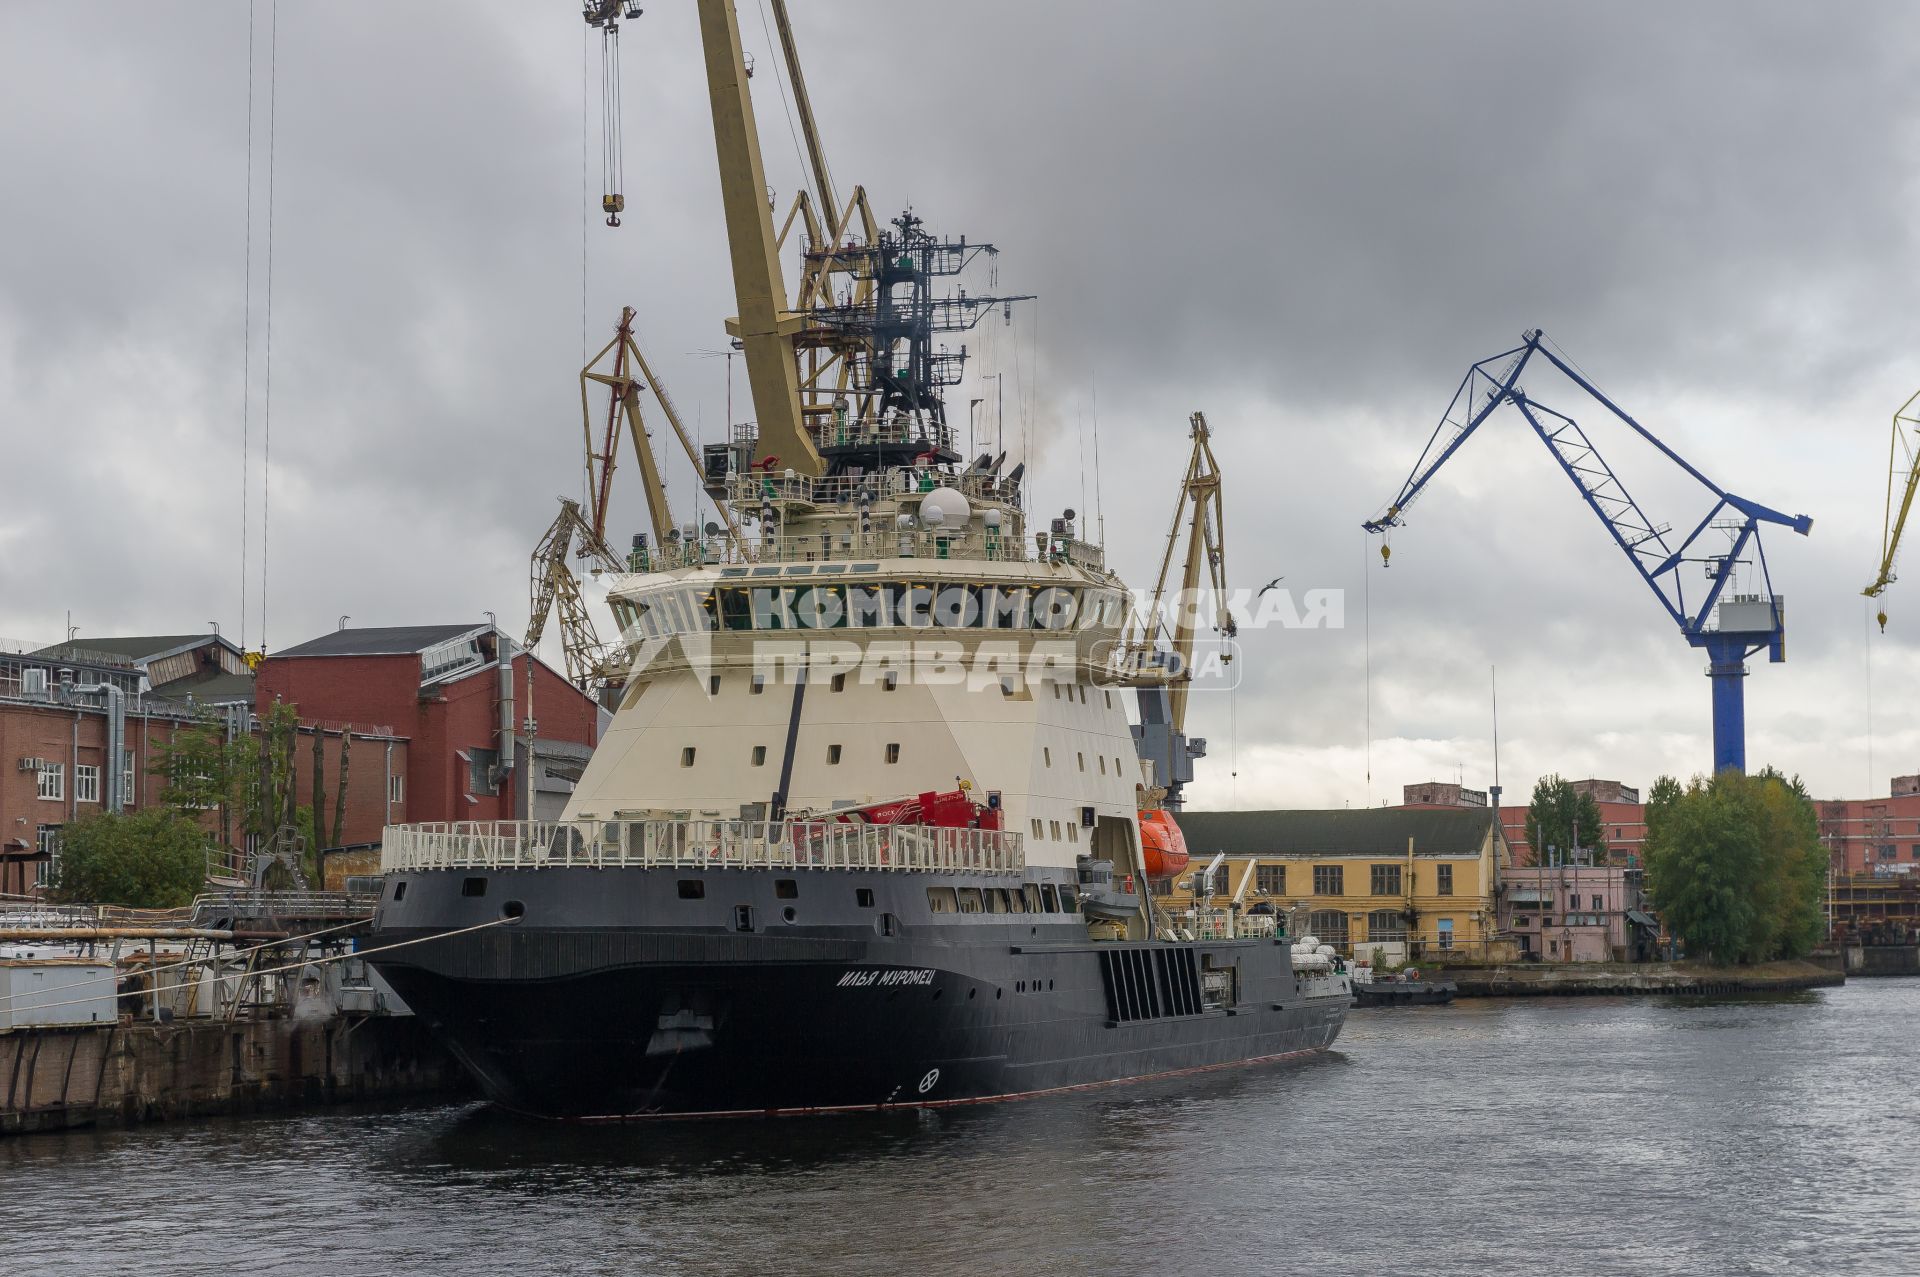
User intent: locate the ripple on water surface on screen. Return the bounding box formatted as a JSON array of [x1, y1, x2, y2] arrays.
[[2, 981, 1917, 1276]]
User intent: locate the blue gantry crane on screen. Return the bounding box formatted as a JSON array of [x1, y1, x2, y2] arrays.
[[1363, 329, 1812, 774]]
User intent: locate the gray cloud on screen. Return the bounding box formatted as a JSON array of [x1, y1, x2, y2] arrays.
[[3, 0, 1916, 804]]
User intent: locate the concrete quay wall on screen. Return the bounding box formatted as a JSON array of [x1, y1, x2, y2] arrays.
[[1447, 960, 1844, 998], [0, 1016, 464, 1135]]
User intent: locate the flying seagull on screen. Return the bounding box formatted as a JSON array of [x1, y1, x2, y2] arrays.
[[1256, 576, 1285, 597]]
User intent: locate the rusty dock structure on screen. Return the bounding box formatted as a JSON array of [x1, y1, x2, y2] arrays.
[[0, 891, 462, 1134]]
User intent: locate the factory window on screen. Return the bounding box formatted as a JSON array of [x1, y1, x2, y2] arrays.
[[751, 674, 767, 695], [1437, 919, 1454, 949], [1307, 910, 1348, 948], [751, 745, 767, 767], [681, 747, 697, 768], [1549, 939, 1559, 955], [122, 750, 136, 805], [1256, 865, 1286, 895], [35, 823, 60, 857], [1312, 865, 1344, 896], [926, 887, 956, 913], [885, 743, 900, 764], [1516, 916, 1532, 928], [831, 673, 847, 692], [1568, 891, 1580, 908], [1366, 910, 1407, 942], [36, 764, 63, 802], [827, 744, 842, 765], [74, 764, 100, 804], [388, 772, 404, 805], [1430, 864, 1452, 896], [469, 747, 499, 796], [1541, 916, 1554, 928], [1370, 865, 1402, 896], [1879, 844, 1897, 860], [1592, 895, 1604, 911]]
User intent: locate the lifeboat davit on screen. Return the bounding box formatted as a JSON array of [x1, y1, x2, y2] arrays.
[[1138, 808, 1190, 881]]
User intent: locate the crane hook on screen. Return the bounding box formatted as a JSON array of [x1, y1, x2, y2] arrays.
[[1380, 541, 1392, 568], [1878, 608, 1888, 633]]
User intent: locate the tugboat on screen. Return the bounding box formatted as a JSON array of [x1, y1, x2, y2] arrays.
[[364, 0, 1347, 1118], [1351, 964, 1458, 1007]]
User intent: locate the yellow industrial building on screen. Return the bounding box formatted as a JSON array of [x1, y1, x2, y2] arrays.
[[1164, 808, 1517, 963]]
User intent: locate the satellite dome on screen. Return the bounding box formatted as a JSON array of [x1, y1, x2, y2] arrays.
[[920, 487, 972, 531]]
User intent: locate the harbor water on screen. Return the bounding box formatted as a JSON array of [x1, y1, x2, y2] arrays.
[[4, 980, 1916, 1275]]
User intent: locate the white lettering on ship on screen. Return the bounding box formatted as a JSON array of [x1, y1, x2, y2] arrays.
[[836, 968, 936, 988]]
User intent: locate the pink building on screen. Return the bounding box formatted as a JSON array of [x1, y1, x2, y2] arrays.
[[1500, 862, 1654, 962]]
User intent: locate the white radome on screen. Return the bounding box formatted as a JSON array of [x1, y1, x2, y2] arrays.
[[920, 487, 972, 531]]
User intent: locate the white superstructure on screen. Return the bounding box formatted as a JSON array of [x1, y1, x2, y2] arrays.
[[562, 461, 1149, 874]]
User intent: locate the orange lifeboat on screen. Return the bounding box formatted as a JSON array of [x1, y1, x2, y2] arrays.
[[1138, 808, 1190, 881]]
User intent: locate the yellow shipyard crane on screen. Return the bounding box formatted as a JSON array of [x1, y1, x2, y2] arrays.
[[1864, 390, 1920, 630]]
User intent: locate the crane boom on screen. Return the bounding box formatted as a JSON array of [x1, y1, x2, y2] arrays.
[[1363, 329, 1812, 774], [1863, 389, 1920, 630], [1123, 412, 1236, 808], [695, 0, 819, 477]]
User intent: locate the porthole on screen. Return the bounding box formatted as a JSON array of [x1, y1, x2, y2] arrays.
[[501, 900, 525, 920], [782, 906, 798, 923]]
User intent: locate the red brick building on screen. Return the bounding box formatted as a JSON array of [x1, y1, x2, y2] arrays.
[[0, 634, 254, 896], [1404, 773, 1920, 875], [255, 624, 602, 837]]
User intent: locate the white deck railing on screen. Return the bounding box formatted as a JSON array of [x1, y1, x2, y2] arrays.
[[380, 818, 1025, 876]]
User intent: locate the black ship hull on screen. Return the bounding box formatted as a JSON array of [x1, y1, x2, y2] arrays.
[[368, 865, 1347, 1118]]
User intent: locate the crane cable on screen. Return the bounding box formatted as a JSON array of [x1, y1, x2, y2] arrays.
[[238, 0, 256, 654], [259, 0, 279, 654], [600, 21, 624, 225]]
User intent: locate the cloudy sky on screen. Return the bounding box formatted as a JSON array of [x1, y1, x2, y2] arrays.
[[4, 1, 1918, 808]]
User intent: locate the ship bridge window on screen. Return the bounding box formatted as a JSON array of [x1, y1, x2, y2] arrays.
[[956, 888, 984, 914], [1041, 883, 1059, 912], [986, 889, 1009, 914], [927, 886, 957, 913]]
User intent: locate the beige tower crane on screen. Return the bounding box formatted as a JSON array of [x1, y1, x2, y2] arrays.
[[1118, 412, 1236, 808], [1864, 389, 1920, 630]]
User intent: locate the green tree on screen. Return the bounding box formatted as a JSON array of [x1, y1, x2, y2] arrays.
[[1642, 769, 1826, 963], [152, 711, 251, 852], [1524, 774, 1608, 865], [48, 810, 209, 909]]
